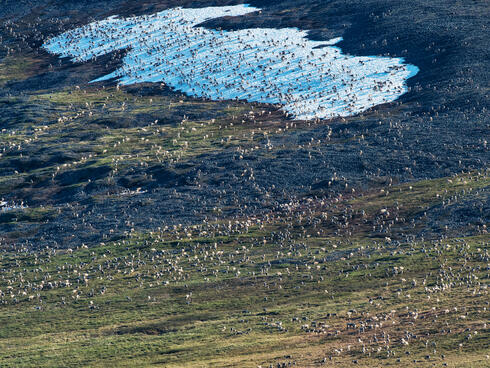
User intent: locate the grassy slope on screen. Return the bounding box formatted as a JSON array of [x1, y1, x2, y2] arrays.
[[0, 172, 488, 367]]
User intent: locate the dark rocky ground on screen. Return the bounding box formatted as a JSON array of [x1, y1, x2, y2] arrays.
[[0, 0, 488, 249]]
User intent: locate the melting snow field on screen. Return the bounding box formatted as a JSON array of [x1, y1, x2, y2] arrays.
[[43, 4, 419, 120]]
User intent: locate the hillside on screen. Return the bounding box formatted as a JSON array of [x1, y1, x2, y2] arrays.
[[0, 0, 488, 367]]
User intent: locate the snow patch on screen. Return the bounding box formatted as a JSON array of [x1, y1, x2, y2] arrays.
[[43, 4, 418, 120]]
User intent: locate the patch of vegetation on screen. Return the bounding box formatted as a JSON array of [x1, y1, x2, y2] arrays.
[[0, 176, 488, 366], [0, 56, 39, 86], [0, 206, 54, 224]]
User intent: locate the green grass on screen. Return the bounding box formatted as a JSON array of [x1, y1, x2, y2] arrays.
[[0, 175, 488, 367], [0, 55, 39, 86]]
